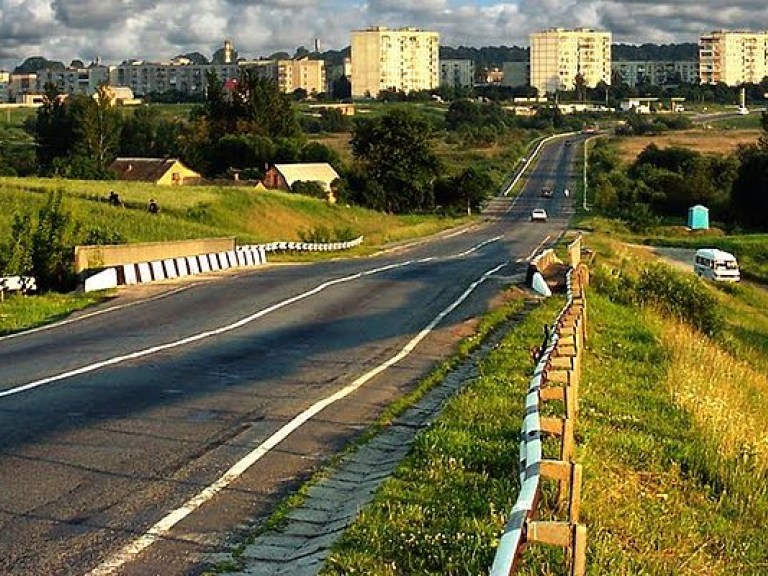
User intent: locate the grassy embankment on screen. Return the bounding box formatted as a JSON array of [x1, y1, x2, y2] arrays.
[[0, 176, 474, 334]]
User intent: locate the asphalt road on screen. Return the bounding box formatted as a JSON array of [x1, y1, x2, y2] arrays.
[[0, 134, 581, 576]]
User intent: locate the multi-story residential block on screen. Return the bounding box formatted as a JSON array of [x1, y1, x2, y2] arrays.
[[0, 70, 9, 102], [530, 28, 612, 95], [113, 61, 239, 96], [440, 59, 475, 89], [350, 26, 439, 97], [501, 61, 530, 87], [36, 65, 113, 96], [612, 60, 699, 87], [8, 73, 37, 102], [276, 57, 326, 95], [699, 30, 768, 85]]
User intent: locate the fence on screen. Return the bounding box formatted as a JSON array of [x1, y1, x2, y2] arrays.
[[0, 276, 37, 301], [491, 261, 589, 576]]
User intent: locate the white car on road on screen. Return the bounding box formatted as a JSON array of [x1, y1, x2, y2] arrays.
[[530, 208, 548, 222]]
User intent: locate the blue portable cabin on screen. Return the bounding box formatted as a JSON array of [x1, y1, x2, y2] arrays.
[[688, 205, 709, 230]]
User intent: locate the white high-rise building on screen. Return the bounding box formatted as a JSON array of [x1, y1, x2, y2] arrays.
[[530, 28, 612, 96], [350, 26, 439, 98], [699, 30, 768, 85]]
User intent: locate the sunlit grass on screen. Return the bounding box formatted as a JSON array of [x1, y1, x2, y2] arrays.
[[576, 295, 768, 575], [0, 291, 113, 335]]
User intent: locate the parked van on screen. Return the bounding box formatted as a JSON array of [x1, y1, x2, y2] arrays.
[[694, 248, 740, 282]]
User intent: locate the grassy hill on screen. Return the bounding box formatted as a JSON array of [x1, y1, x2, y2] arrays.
[[0, 176, 472, 248], [0, 176, 474, 335]]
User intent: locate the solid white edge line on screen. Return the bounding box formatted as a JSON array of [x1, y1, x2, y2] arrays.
[[525, 236, 552, 262], [86, 260, 507, 576], [0, 285, 193, 342]]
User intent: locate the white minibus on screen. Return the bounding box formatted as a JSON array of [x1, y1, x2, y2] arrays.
[[693, 248, 740, 282]]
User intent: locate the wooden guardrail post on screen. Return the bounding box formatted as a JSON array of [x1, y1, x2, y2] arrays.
[[491, 259, 589, 576]]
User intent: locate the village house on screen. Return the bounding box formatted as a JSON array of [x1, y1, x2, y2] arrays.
[[109, 158, 201, 186]]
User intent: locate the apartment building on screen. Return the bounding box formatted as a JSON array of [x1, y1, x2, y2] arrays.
[[530, 28, 612, 95], [276, 57, 326, 95], [612, 60, 699, 87], [8, 73, 38, 102], [699, 30, 768, 85], [113, 61, 240, 96], [350, 26, 439, 98], [0, 70, 9, 102], [440, 59, 475, 89], [36, 65, 113, 96]]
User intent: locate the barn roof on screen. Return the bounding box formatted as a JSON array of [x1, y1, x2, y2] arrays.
[[273, 163, 340, 192], [110, 158, 195, 182]]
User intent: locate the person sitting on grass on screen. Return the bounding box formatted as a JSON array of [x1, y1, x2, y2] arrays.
[[147, 198, 160, 214], [108, 190, 124, 207]]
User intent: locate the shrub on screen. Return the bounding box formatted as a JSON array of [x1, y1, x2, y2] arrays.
[[635, 264, 724, 336], [593, 262, 724, 337]]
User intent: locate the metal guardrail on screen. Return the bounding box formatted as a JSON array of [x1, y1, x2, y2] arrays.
[[248, 236, 364, 254], [491, 258, 588, 576]]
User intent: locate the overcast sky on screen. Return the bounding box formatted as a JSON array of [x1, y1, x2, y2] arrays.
[[1, 0, 767, 70]]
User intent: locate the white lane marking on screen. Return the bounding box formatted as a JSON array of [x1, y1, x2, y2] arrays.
[[451, 235, 504, 259], [0, 286, 193, 342], [0, 237, 501, 400], [86, 261, 507, 576], [0, 259, 412, 400], [525, 236, 552, 262]]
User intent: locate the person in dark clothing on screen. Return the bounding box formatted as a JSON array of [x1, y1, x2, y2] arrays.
[[147, 198, 160, 214], [108, 190, 124, 207]]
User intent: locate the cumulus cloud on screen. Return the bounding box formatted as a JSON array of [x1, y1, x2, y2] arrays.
[[1, 0, 767, 70]]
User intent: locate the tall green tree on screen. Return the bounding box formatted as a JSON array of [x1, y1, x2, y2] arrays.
[[233, 70, 301, 139], [435, 167, 493, 215], [69, 85, 122, 176], [34, 83, 74, 174], [351, 107, 441, 213], [732, 116, 768, 230]]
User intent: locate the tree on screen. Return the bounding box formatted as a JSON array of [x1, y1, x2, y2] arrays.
[[351, 107, 442, 213], [69, 85, 122, 176], [231, 70, 301, 139], [732, 143, 768, 230], [13, 56, 65, 74], [435, 167, 493, 215], [331, 75, 351, 99], [573, 73, 587, 102], [34, 83, 74, 174]]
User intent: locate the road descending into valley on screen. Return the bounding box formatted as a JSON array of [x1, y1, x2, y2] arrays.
[[0, 135, 582, 575]]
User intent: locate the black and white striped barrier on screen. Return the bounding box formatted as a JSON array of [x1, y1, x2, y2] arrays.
[[0, 275, 37, 300], [82, 238, 364, 293]]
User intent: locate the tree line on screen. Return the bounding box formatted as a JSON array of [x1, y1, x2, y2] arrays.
[[23, 72, 592, 218], [588, 113, 768, 232]]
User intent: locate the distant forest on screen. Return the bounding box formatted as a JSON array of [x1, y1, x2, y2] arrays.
[[612, 43, 698, 61]]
